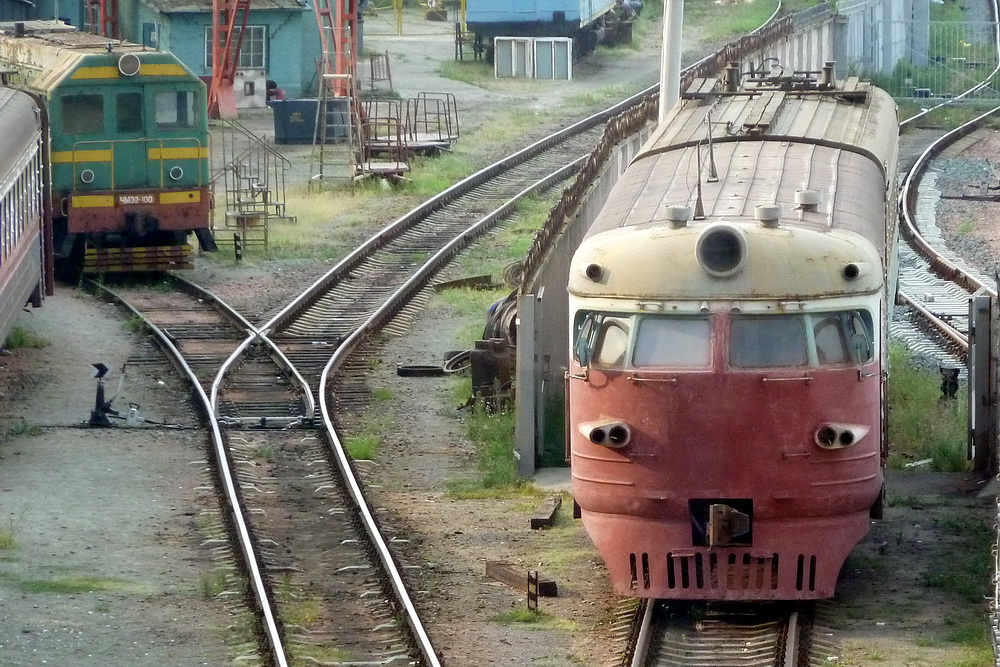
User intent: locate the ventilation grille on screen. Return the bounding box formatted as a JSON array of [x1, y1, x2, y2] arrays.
[[629, 552, 818, 592]]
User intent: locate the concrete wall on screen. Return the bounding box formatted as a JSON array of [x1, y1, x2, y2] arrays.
[[760, 0, 928, 78], [515, 128, 649, 475]]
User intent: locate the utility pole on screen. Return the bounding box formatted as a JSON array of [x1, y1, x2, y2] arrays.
[[659, 0, 683, 123]]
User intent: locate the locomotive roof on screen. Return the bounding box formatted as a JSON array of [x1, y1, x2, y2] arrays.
[[0, 22, 197, 93], [644, 76, 898, 171], [583, 77, 898, 240], [570, 76, 899, 301]]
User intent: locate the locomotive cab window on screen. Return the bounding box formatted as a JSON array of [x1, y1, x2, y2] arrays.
[[61, 94, 104, 134], [573, 312, 632, 368], [729, 310, 874, 368], [594, 317, 630, 367], [116, 93, 143, 133], [155, 91, 198, 130], [633, 317, 711, 368], [573, 312, 712, 370]]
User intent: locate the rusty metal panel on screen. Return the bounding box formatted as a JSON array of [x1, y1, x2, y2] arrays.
[[647, 85, 898, 180], [83, 244, 194, 273], [969, 289, 993, 472]]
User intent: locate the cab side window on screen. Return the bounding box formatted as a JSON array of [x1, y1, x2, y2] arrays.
[[62, 94, 104, 134]]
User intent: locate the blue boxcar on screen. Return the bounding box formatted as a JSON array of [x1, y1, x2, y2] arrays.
[[466, 0, 618, 40]]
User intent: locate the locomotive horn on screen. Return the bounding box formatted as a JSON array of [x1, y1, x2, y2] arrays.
[[580, 421, 632, 448], [815, 423, 869, 449]]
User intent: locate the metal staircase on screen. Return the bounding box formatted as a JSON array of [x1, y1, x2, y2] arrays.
[[213, 120, 297, 253], [311, 70, 365, 187]]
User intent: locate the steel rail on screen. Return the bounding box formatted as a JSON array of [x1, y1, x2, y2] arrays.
[[164, 274, 316, 423], [85, 279, 289, 667], [899, 101, 1000, 300], [898, 290, 969, 351], [629, 599, 655, 667], [310, 161, 583, 667], [896, 0, 1000, 361]]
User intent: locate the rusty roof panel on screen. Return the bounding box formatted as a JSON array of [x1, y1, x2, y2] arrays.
[[0, 21, 196, 92], [145, 0, 307, 12]]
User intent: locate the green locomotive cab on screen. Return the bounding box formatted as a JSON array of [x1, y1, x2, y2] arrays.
[[0, 22, 216, 272]]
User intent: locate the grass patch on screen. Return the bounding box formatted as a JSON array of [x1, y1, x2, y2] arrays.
[[493, 607, 578, 631], [124, 316, 146, 334], [286, 596, 322, 626], [887, 344, 968, 471], [443, 399, 545, 498], [921, 515, 993, 603], [3, 325, 48, 350], [5, 419, 42, 438], [437, 59, 494, 88], [0, 521, 17, 550], [1, 573, 140, 594], [344, 433, 379, 460], [372, 387, 394, 402], [956, 219, 976, 235], [200, 569, 230, 598], [401, 151, 478, 198], [344, 407, 395, 461], [252, 444, 278, 463], [684, 0, 781, 44]]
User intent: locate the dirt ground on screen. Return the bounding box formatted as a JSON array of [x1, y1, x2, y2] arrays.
[[0, 8, 996, 667]]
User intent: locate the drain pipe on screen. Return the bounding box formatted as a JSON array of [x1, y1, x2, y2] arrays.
[[659, 0, 684, 123]]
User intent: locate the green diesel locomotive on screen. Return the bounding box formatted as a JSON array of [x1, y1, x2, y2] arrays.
[[0, 20, 217, 272]]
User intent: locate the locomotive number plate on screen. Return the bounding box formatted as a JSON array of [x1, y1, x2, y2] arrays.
[[117, 194, 155, 206]]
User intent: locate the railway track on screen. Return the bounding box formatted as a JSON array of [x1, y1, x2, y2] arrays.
[[896, 117, 1000, 368], [84, 94, 636, 664], [606, 599, 841, 667], [77, 6, 1000, 665]]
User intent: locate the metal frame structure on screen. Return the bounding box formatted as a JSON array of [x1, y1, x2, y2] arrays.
[[85, 0, 120, 39], [208, 0, 250, 119]]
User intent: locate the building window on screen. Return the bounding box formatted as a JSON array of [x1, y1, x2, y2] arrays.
[[205, 25, 266, 70], [142, 22, 158, 48]]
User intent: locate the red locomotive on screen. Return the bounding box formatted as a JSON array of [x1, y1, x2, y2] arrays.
[[567, 69, 899, 600]]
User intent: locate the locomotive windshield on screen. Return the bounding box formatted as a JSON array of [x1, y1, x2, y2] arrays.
[[729, 310, 874, 368], [572, 309, 874, 370], [61, 94, 104, 134], [573, 312, 712, 369], [155, 91, 199, 130]]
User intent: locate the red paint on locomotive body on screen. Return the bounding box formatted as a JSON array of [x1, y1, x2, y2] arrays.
[[567, 76, 899, 601], [570, 313, 883, 599], [67, 188, 211, 233]]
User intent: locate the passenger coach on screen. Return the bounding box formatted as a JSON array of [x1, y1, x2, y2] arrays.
[[0, 85, 46, 346]]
